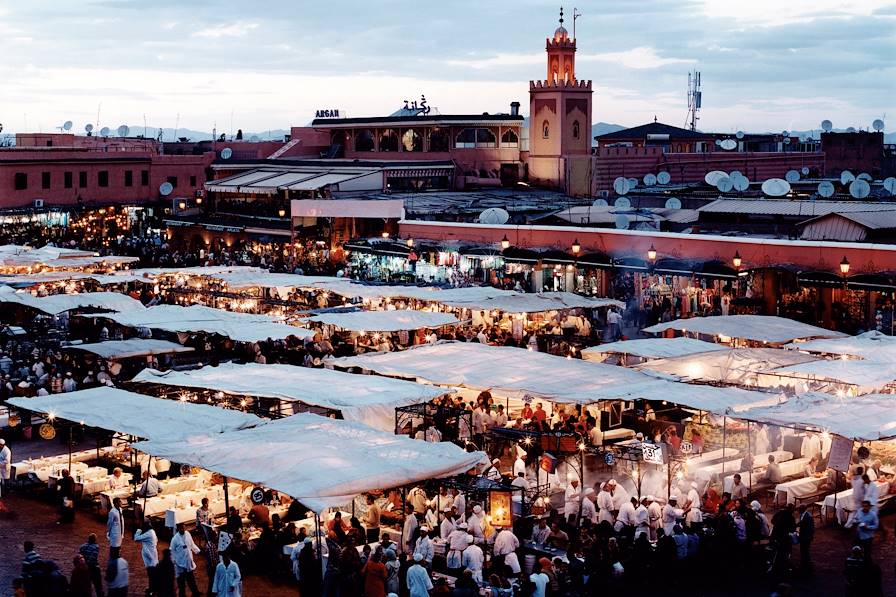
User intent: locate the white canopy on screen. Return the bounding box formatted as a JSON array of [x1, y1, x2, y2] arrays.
[[643, 315, 846, 344], [130, 362, 447, 431], [0, 288, 145, 315], [784, 330, 896, 359], [635, 348, 819, 386], [306, 310, 459, 332], [215, 271, 340, 290], [312, 282, 515, 303], [132, 412, 485, 512], [327, 341, 776, 413], [438, 292, 624, 314], [67, 339, 195, 360], [91, 304, 313, 342], [769, 359, 896, 394], [734, 392, 896, 441], [7, 387, 262, 441], [582, 337, 729, 361], [0, 245, 138, 270]]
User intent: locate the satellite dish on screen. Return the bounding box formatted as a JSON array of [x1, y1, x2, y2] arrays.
[[729, 170, 742, 178], [733, 176, 750, 191], [857, 172, 872, 181], [840, 170, 855, 185], [846, 127, 856, 133], [665, 197, 682, 209], [159, 182, 174, 196], [735, 130, 745, 139], [720, 139, 737, 150], [85, 123, 93, 133], [99, 126, 110, 137], [761, 178, 791, 197], [821, 119, 833, 132], [643, 173, 657, 186], [716, 176, 734, 192], [883, 177, 896, 194], [627, 177, 638, 189], [785, 170, 800, 183], [714, 139, 722, 146], [614, 214, 630, 229], [704, 170, 727, 186], [849, 179, 871, 199], [592, 198, 608, 207], [117, 124, 130, 137], [249, 135, 259, 142], [613, 176, 630, 195], [62, 120, 73, 131], [783, 137, 791, 145], [817, 181, 835, 197], [801, 166, 810, 175], [220, 147, 233, 160], [782, 130, 789, 137], [657, 171, 671, 185], [478, 207, 510, 225], [614, 196, 631, 209], [872, 119, 885, 132]]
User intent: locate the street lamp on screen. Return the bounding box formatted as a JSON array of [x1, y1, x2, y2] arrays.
[[732, 251, 742, 269], [647, 245, 657, 262], [278, 208, 286, 218], [839, 256, 850, 275], [406, 238, 414, 248], [501, 235, 510, 250], [571, 239, 581, 255], [381, 231, 390, 239]]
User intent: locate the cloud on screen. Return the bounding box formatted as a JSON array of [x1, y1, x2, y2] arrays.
[[447, 46, 694, 70], [192, 22, 259, 38]]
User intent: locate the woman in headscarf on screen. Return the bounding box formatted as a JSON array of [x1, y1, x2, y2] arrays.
[[384, 549, 400, 596]]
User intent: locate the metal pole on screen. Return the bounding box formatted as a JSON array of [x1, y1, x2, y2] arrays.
[[721, 416, 728, 477], [315, 512, 324, 576], [223, 476, 230, 520], [747, 421, 753, 489], [68, 425, 73, 470]]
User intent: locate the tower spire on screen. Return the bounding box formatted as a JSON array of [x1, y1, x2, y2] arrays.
[[559, 6, 564, 26]]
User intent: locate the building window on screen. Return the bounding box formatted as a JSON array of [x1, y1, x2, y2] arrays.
[[501, 129, 519, 148], [379, 129, 399, 152], [355, 130, 375, 152], [190, 175, 197, 187], [429, 128, 449, 152], [124, 170, 133, 187], [64, 172, 73, 189], [167, 176, 178, 188], [14, 173, 27, 190], [98, 171, 109, 187], [542, 121, 550, 139], [401, 129, 422, 152], [455, 128, 497, 149], [572, 121, 580, 139], [141, 170, 149, 186], [41, 172, 51, 189], [79, 172, 88, 188]]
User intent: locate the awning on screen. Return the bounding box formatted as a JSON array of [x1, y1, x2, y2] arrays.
[[291, 199, 404, 219], [287, 173, 370, 191], [132, 413, 484, 512], [643, 315, 846, 344], [66, 339, 195, 360], [501, 247, 540, 264], [7, 387, 262, 442], [306, 310, 459, 332], [0, 288, 145, 315], [385, 167, 454, 178], [131, 362, 448, 432], [582, 337, 730, 361], [344, 241, 412, 257]]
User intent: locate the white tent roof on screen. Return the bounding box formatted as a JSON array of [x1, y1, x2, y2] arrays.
[[130, 362, 447, 431], [132, 412, 485, 512], [306, 310, 459, 332], [92, 304, 314, 342], [734, 392, 896, 441], [327, 341, 776, 413], [769, 359, 896, 394], [0, 245, 139, 270], [635, 348, 819, 385], [784, 330, 896, 359], [582, 337, 729, 360], [215, 271, 340, 290], [0, 288, 145, 315], [67, 339, 195, 360], [312, 282, 515, 303], [7, 387, 262, 441], [643, 315, 846, 344], [438, 292, 624, 313]]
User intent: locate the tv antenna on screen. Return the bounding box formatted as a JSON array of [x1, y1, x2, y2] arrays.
[[572, 8, 582, 39], [685, 70, 702, 131]]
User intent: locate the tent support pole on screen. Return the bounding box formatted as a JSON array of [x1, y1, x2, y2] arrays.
[[315, 512, 324, 575], [223, 476, 230, 519], [68, 425, 73, 470], [721, 416, 728, 477], [141, 454, 153, 525], [747, 421, 752, 489]]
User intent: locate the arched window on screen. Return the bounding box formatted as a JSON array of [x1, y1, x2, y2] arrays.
[[355, 130, 375, 152], [456, 128, 477, 148], [429, 128, 449, 152], [401, 129, 422, 152], [379, 129, 399, 152], [500, 129, 519, 148], [475, 128, 496, 147], [572, 120, 580, 139], [542, 121, 550, 139]]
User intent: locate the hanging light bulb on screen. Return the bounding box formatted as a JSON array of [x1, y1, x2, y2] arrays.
[[647, 245, 657, 261], [732, 250, 742, 269], [571, 239, 581, 255], [501, 235, 510, 250]]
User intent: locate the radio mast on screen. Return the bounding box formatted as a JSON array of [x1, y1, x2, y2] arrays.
[[686, 71, 702, 131]]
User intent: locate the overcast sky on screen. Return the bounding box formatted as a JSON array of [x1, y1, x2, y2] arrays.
[[1, 0, 893, 135]]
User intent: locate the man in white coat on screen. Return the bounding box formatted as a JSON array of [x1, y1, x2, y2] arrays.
[[614, 497, 637, 533], [662, 496, 683, 535], [212, 550, 242, 597], [634, 496, 651, 539], [0, 439, 10, 495], [446, 522, 471, 572], [133, 520, 159, 594], [493, 526, 521, 574], [107, 497, 124, 556], [467, 504, 486, 545], [580, 488, 598, 524], [563, 476, 581, 520], [402, 506, 419, 554], [462, 539, 485, 584], [648, 495, 664, 541], [171, 523, 201, 596], [597, 482, 615, 525]]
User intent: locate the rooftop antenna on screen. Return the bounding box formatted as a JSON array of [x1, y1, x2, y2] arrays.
[[686, 70, 702, 131], [873, 118, 885, 132], [143, 114, 147, 138], [173, 113, 180, 141], [95, 102, 102, 135], [572, 7, 582, 39]]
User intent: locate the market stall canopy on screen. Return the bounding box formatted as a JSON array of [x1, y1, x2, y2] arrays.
[[582, 337, 729, 361], [734, 392, 896, 441], [635, 348, 819, 386], [643, 315, 846, 345], [437, 292, 624, 314], [90, 304, 314, 342], [784, 330, 896, 359], [66, 339, 195, 360], [7, 387, 262, 442], [132, 412, 485, 512], [768, 359, 896, 395], [0, 245, 139, 271], [312, 281, 515, 303], [305, 310, 459, 332], [0, 272, 95, 288], [91, 265, 263, 285], [0, 288, 145, 315], [213, 271, 340, 290], [131, 362, 448, 431]]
